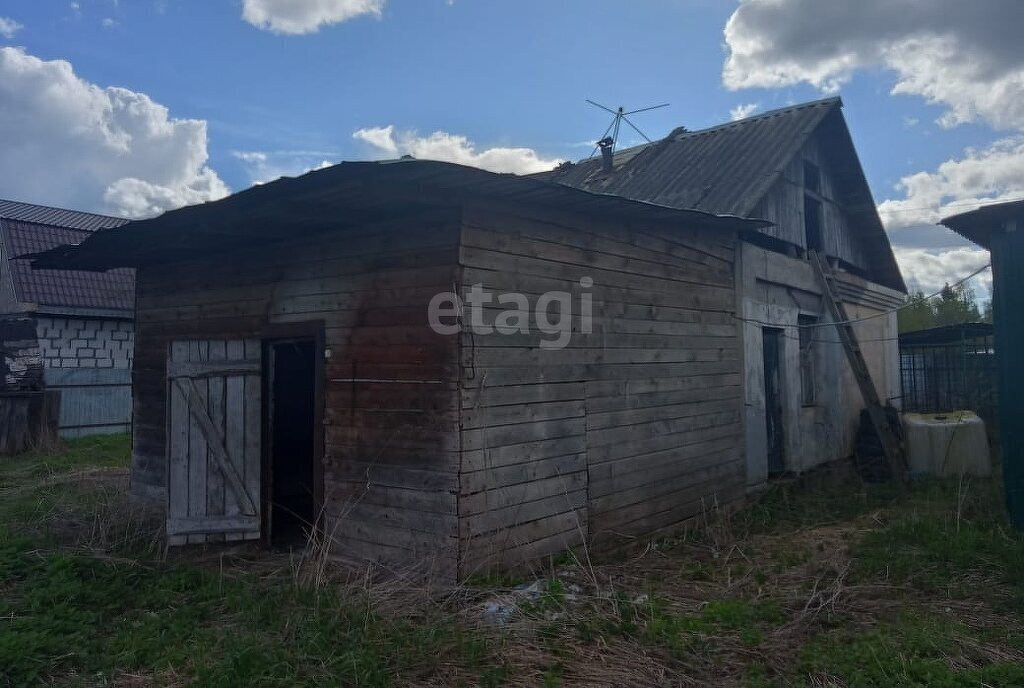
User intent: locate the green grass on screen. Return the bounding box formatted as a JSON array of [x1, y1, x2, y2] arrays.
[[0, 436, 498, 687], [852, 480, 1024, 606], [796, 612, 1024, 687], [3, 439, 1024, 686], [1, 434, 131, 480], [0, 534, 494, 686]]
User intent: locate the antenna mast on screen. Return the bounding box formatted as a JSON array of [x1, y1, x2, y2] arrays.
[[586, 100, 669, 159]]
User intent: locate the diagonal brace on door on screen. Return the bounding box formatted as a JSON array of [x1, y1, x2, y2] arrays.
[[173, 376, 258, 515]]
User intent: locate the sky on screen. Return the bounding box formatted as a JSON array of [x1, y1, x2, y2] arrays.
[[1, 1, 1022, 301]]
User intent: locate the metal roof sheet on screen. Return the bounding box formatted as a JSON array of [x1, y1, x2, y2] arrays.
[[941, 199, 1024, 250], [0, 199, 128, 232], [540, 97, 905, 292], [543, 98, 837, 216], [899, 322, 994, 346], [31, 159, 768, 272], [2, 218, 135, 311]]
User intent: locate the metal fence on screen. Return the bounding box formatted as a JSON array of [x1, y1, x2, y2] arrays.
[[899, 323, 997, 425]]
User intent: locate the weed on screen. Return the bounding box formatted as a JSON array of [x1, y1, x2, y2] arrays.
[[853, 479, 1024, 606], [797, 611, 1024, 687]]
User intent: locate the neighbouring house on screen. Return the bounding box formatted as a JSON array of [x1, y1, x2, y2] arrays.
[[0, 199, 134, 437], [543, 97, 907, 486], [33, 159, 766, 579], [942, 200, 1024, 528]]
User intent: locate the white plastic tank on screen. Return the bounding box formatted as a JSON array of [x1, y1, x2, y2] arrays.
[[902, 411, 991, 477]]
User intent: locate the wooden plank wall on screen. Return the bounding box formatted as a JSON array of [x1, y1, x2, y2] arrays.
[[457, 205, 747, 573], [750, 135, 870, 270], [132, 211, 463, 578]]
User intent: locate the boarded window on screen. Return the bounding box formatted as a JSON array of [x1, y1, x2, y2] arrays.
[[799, 315, 816, 405]]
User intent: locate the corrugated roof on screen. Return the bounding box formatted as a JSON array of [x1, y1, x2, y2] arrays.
[[941, 199, 1024, 250], [0, 199, 129, 232], [0, 202, 134, 312], [542, 97, 905, 292], [545, 98, 837, 216], [31, 159, 768, 272]]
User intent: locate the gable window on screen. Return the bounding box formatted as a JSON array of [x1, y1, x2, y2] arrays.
[[798, 315, 817, 406], [804, 161, 821, 194], [803, 161, 824, 253], [804, 195, 823, 252]]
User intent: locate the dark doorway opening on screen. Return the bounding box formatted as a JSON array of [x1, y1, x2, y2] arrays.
[[267, 339, 317, 545], [763, 328, 786, 477]]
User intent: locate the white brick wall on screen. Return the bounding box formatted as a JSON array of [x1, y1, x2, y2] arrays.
[[35, 316, 134, 370]]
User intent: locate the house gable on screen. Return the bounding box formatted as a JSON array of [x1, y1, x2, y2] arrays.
[[543, 98, 905, 293]]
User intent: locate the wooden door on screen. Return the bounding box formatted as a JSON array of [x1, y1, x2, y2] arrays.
[[762, 328, 786, 476], [166, 339, 261, 545]]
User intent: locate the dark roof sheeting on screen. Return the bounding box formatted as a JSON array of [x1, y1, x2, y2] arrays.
[[0, 199, 129, 232], [0, 200, 133, 312], [30, 159, 768, 272], [543, 98, 837, 217], [2, 219, 135, 311], [899, 322, 994, 346], [941, 199, 1024, 250], [541, 98, 905, 292]]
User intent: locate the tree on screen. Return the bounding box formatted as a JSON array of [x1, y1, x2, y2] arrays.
[[898, 290, 936, 333], [897, 283, 985, 333], [933, 283, 982, 327]]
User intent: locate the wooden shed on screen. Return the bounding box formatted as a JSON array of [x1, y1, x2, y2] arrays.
[[34, 159, 764, 579]]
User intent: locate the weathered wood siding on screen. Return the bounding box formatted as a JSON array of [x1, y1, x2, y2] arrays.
[[750, 135, 870, 270], [457, 205, 745, 573], [132, 211, 462, 576]]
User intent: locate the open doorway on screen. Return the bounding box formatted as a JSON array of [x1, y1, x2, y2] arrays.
[[763, 328, 786, 477], [265, 338, 319, 546]]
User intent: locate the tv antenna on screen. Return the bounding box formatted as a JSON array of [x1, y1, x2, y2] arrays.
[[586, 99, 669, 159]]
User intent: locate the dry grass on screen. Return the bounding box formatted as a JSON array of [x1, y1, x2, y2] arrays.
[[4, 440, 1024, 686]]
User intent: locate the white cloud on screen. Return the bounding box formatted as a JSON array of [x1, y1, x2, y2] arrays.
[[242, 0, 383, 35], [879, 137, 1024, 229], [723, 0, 1024, 130], [0, 47, 228, 218], [893, 246, 992, 301], [0, 17, 23, 39], [729, 103, 759, 121], [352, 125, 563, 174], [232, 150, 335, 185]]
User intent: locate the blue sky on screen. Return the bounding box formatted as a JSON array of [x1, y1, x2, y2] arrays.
[[1, 1, 1022, 296]]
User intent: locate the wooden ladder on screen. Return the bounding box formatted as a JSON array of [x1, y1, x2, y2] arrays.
[[809, 250, 908, 483]]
